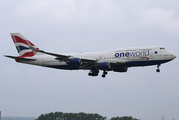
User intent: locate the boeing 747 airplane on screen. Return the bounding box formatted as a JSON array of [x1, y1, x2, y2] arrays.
[[5, 33, 176, 78]]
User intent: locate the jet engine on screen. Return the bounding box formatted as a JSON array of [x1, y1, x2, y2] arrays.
[[67, 58, 82, 65], [113, 67, 128, 72], [98, 62, 111, 70]]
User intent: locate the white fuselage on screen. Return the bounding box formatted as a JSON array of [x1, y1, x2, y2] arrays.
[[20, 46, 176, 70]]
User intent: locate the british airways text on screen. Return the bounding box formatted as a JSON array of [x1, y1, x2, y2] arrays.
[[115, 50, 150, 57]]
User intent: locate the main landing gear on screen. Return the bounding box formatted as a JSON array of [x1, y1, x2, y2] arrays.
[[156, 64, 161, 72], [102, 70, 107, 78], [88, 70, 108, 78], [88, 69, 99, 77]]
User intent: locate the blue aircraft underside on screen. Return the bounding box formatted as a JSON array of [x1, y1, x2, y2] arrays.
[[46, 59, 171, 70], [123, 59, 171, 67]]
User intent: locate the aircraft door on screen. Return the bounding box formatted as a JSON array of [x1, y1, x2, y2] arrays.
[[150, 52, 153, 59], [99, 55, 102, 60], [42, 59, 46, 66]]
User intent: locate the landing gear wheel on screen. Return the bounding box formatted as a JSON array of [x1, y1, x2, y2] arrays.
[[102, 74, 106, 78], [88, 69, 99, 77], [102, 70, 107, 78], [88, 73, 92, 76], [156, 64, 161, 73], [104, 71, 107, 75], [156, 69, 160, 72]]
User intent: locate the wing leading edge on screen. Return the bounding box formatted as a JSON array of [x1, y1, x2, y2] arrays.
[[29, 46, 98, 67]]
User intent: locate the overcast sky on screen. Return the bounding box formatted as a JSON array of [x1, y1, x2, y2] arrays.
[[0, 0, 179, 120]]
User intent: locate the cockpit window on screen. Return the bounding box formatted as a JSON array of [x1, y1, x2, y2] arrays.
[[160, 48, 165, 50]]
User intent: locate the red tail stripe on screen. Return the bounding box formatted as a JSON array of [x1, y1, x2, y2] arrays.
[[12, 35, 35, 46], [20, 51, 37, 58]]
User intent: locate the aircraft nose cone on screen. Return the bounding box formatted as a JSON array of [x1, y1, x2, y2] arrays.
[[173, 54, 177, 59]]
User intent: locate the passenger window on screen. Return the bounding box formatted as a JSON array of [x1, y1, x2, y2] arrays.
[[160, 48, 165, 50]]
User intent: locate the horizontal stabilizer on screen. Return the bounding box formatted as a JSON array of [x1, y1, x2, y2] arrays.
[[4, 55, 36, 61]]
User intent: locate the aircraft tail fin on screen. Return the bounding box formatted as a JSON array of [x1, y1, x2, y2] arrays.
[[10, 33, 40, 57]]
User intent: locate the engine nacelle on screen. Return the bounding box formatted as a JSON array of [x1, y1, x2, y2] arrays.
[[98, 62, 111, 70], [113, 67, 128, 72], [67, 58, 82, 65]]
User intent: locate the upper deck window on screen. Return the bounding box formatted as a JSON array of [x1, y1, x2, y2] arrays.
[[160, 48, 165, 50]]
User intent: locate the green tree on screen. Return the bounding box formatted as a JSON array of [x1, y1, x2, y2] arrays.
[[110, 116, 139, 120], [36, 112, 138, 120]]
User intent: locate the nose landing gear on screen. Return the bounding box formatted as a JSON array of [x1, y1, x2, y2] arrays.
[[156, 64, 161, 72]]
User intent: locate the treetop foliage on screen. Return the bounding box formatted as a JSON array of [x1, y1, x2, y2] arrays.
[[36, 111, 139, 120], [110, 116, 139, 120]]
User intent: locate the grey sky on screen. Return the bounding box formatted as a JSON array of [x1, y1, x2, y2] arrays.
[[0, 0, 179, 120]]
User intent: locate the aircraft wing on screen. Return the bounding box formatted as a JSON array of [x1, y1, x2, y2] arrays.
[[29, 46, 97, 63], [29, 46, 125, 69], [29, 46, 70, 61]]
